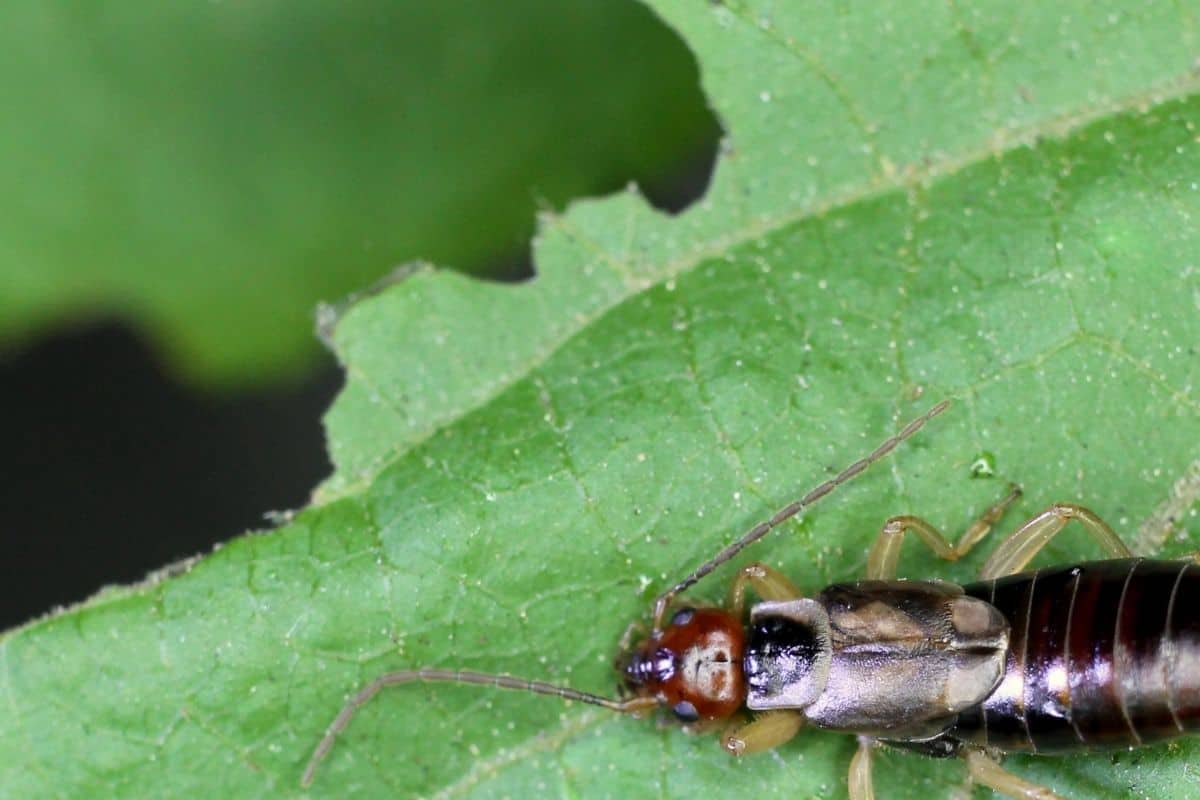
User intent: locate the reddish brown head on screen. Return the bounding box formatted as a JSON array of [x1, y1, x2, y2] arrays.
[[620, 607, 746, 723]]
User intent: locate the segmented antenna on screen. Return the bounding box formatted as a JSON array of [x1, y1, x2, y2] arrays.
[[302, 668, 656, 787], [650, 400, 951, 631]]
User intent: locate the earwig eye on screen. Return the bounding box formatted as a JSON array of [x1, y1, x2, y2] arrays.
[[670, 607, 696, 626], [672, 700, 700, 722]]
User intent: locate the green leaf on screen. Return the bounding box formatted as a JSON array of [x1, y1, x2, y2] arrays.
[[6, 2, 1200, 799], [0, 0, 713, 385]]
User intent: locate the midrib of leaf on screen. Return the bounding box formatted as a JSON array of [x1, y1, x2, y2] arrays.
[[318, 65, 1200, 506]]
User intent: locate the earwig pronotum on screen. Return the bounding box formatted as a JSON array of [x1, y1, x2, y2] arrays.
[[302, 401, 1196, 799]]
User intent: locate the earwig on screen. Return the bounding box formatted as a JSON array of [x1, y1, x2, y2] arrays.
[[302, 400, 1191, 800]]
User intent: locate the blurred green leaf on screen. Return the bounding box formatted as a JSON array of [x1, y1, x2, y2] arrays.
[[5, 2, 1200, 799], [0, 0, 715, 384]]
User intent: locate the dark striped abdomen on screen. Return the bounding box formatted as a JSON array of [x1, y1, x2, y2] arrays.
[[949, 559, 1200, 753]]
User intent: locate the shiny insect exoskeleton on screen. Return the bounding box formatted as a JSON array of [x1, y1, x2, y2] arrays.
[[302, 402, 1196, 799]]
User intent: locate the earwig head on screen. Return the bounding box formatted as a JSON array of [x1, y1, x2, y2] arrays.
[[620, 606, 746, 723]]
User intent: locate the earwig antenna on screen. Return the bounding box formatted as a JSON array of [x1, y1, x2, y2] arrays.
[[302, 668, 657, 787], [650, 400, 951, 631]]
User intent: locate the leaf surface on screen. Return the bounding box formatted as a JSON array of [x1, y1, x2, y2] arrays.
[[5, 2, 1200, 799]]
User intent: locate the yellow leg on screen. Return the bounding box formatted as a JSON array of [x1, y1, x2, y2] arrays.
[[727, 561, 801, 615], [848, 738, 876, 800], [964, 750, 1063, 800], [721, 710, 804, 756], [979, 503, 1131, 579], [866, 485, 1022, 579]]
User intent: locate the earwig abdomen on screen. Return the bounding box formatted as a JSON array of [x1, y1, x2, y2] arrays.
[[949, 559, 1200, 753]]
